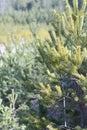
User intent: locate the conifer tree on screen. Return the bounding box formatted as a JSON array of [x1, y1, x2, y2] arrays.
[[35, 0, 87, 129]]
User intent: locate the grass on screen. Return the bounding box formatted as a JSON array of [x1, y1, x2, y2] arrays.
[[0, 23, 50, 43]]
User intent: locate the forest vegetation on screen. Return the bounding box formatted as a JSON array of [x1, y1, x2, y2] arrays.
[[0, 0, 87, 130]]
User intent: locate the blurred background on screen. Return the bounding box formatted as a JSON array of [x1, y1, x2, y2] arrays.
[[0, 0, 83, 43]]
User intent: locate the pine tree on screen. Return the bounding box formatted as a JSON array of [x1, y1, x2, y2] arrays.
[[35, 0, 87, 129], [51, 0, 87, 48]]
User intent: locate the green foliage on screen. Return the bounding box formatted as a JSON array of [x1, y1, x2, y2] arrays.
[[37, 38, 85, 76], [35, 0, 87, 129], [0, 0, 87, 129], [0, 42, 39, 129], [0, 89, 26, 130], [0, 0, 63, 25], [51, 0, 87, 49], [0, 42, 54, 129]]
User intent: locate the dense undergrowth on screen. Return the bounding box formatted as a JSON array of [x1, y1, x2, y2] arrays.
[[0, 0, 87, 130]]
